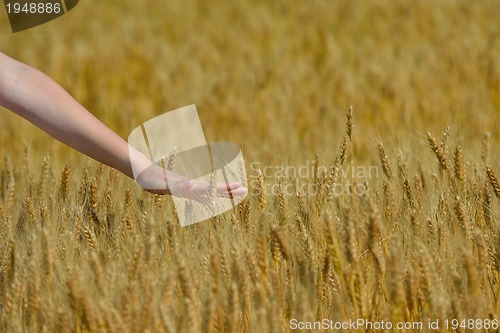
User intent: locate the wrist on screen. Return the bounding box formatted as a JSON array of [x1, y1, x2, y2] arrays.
[[128, 145, 154, 180]]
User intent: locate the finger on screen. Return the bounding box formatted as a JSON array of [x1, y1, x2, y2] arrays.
[[217, 187, 248, 198], [216, 182, 242, 191]]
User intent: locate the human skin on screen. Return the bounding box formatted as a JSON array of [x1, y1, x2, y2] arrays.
[[0, 51, 246, 199]]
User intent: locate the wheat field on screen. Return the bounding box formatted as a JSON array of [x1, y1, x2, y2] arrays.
[[1, 0, 500, 332]]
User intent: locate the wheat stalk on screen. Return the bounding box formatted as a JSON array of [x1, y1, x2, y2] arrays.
[[378, 143, 393, 179], [256, 169, 266, 210], [454, 146, 465, 183], [485, 165, 500, 199], [427, 132, 449, 172], [59, 164, 71, 201]]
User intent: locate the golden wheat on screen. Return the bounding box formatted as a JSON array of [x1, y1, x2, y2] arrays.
[[1, 0, 499, 332]]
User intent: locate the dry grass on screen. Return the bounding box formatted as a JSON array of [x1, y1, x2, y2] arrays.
[[1, 0, 500, 332]]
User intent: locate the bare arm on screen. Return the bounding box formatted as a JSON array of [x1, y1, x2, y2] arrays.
[[0, 51, 245, 198], [0, 51, 138, 178]]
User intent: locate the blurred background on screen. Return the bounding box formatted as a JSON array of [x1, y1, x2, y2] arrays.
[[1, 0, 499, 171]]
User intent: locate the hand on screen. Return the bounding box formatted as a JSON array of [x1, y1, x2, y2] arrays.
[[135, 163, 248, 200]]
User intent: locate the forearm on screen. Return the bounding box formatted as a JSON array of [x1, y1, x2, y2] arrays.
[[0, 52, 141, 179], [0, 52, 246, 200]]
